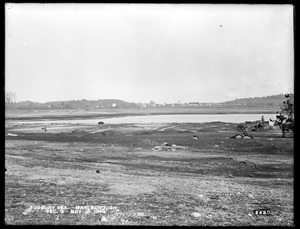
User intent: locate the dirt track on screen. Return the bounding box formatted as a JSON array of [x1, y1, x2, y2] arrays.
[[5, 121, 294, 225]]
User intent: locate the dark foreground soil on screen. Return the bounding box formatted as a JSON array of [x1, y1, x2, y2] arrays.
[[5, 121, 294, 226]]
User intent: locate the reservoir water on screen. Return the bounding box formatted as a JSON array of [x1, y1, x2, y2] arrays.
[[8, 114, 277, 125]]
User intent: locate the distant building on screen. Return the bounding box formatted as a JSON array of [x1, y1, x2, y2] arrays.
[[112, 103, 117, 108], [188, 102, 200, 106]]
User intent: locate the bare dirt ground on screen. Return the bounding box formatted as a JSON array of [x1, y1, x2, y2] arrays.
[[5, 120, 294, 226]]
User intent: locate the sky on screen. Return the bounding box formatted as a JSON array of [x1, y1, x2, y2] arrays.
[[5, 4, 294, 104]]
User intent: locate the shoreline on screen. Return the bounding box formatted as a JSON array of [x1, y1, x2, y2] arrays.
[[5, 109, 276, 121]]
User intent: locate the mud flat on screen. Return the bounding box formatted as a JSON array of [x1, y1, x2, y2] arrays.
[[5, 120, 293, 226]]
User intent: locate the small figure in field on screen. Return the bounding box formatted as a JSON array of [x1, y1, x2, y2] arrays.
[[261, 115, 265, 123]]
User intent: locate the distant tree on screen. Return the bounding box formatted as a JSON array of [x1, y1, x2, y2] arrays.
[[149, 101, 155, 107], [5, 91, 16, 109], [273, 94, 294, 137]]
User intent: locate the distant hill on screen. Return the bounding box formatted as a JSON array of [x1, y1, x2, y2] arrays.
[[8, 94, 293, 110], [222, 94, 294, 107], [12, 99, 140, 110]]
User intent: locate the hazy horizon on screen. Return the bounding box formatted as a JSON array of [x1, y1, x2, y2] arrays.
[[14, 92, 293, 105], [5, 4, 294, 104]]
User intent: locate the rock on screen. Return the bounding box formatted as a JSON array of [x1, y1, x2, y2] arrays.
[[226, 174, 233, 178], [205, 214, 213, 219], [231, 134, 243, 139], [7, 133, 18, 137], [137, 212, 145, 217], [243, 136, 252, 139], [248, 194, 254, 199], [96, 170, 100, 173], [214, 145, 219, 148], [98, 121, 104, 124], [198, 194, 204, 198], [237, 192, 241, 195], [209, 195, 219, 200], [193, 135, 199, 140], [101, 216, 107, 222], [221, 205, 229, 210], [151, 216, 157, 220], [190, 212, 201, 218]]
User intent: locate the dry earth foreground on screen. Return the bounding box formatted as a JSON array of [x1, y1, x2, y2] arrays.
[[5, 121, 294, 226]]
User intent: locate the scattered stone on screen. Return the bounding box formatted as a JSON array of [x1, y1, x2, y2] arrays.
[[190, 212, 201, 218], [22, 207, 32, 215], [101, 216, 107, 222], [153, 143, 188, 151], [248, 194, 254, 199], [231, 134, 243, 139], [96, 170, 100, 173], [7, 133, 18, 137], [163, 142, 171, 147], [209, 195, 219, 200], [221, 141, 224, 143], [237, 192, 241, 195], [221, 205, 229, 210], [198, 194, 204, 198], [151, 216, 157, 220], [243, 135, 252, 139], [226, 174, 233, 178], [137, 212, 145, 217], [248, 213, 252, 217], [214, 144, 219, 148], [205, 214, 213, 219], [193, 135, 199, 140]]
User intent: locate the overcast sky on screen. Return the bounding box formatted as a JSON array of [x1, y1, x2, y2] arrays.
[[5, 4, 294, 103]]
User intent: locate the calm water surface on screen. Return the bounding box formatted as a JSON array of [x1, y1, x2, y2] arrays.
[[8, 114, 277, 124]]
